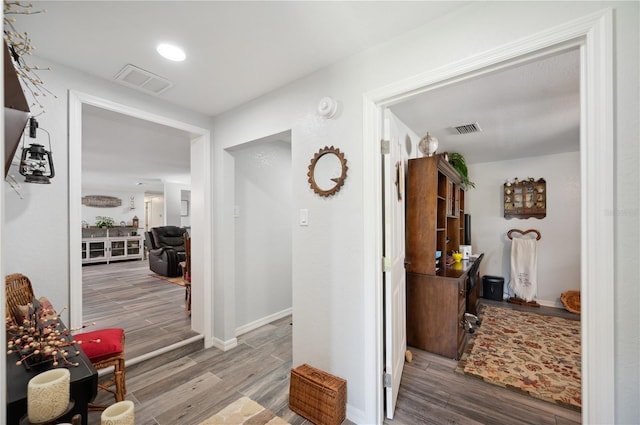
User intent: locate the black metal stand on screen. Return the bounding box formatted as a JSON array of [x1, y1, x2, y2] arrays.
[[19, 400, 75, 425]]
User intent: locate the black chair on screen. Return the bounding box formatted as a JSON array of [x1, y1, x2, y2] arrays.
[[145, 226, 187, 277], [464, 253, 484, 333]]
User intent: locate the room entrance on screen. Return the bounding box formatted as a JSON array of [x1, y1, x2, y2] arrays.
[[68, 91, 213, 356], [226, 131, 293, 342], [373, 11, 614, 423]]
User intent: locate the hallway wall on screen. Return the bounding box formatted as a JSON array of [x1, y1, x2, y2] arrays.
[[211, 3, 638, 422], [232, 139, 292, 331]]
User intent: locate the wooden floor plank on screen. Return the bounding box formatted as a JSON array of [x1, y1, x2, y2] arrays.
[[134, 372, 223, 423], [82, 259, 199, 362], [125, 356, 199, 395], [83, 261, 580, 425], [385, 301, 581, 425]]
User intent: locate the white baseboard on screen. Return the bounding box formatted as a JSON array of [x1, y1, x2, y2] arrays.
[[212, 336, 238, 352], [120, 334, 204, 373], [536, 298, 564, 309], [210, 308, 292, 352], [346, 404, 366, 424], [235, 307, 292, 337]]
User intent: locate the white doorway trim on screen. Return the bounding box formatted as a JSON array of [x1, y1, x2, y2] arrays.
[[363, 9, 613, 424], [68, 90, 214, 348]]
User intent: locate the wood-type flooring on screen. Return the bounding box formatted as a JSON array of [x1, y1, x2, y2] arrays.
[[82, 259, 201, 361], [83, 261, 581, 424]]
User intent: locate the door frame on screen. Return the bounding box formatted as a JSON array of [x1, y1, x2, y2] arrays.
[[68, 90, 214, 348], [363, 9, 613, 424]]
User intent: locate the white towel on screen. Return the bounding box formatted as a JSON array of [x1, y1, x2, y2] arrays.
[[508, 238, 538, 302]]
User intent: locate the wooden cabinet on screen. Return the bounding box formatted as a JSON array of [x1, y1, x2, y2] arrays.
[[109, 237, 143, 261], [405, 154, 473, 359], [81, 228, 142, 264], [82, 239, 108, 263], [406, 269, 469, 359], [504, 178, 546, 219], [406, 155, 465, 274]]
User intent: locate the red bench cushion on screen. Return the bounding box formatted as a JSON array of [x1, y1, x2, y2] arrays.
[[75, 328, 123, 363]]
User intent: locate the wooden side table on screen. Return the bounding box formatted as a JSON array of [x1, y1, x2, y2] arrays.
[[7, 320, 98, 425]]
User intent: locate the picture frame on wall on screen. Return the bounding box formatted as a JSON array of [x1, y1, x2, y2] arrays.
[[181, 200, 189, 217]]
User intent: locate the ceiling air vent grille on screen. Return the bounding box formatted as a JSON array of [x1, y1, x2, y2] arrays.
[[453, 122, 482, 135], [114, 64, 174, 95]]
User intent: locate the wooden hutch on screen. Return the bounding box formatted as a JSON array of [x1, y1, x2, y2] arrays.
[[405, 154, 481, 359]]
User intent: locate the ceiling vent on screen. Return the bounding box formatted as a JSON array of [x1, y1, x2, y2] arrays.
[[113, 64, 174, 95], [453, 122, 482, 135]]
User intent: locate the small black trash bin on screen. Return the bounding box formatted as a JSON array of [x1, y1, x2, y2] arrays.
[[482, 275, 504, 301]]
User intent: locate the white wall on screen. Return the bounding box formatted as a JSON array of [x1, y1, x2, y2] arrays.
[[232, 139, 292, 330], [180, 189, 191, 228], [212, 74, 371, 417], [2, 2, 637, 423], [164, 182, 190, 226], [3, 57, 213, 323], [467, 152, 581, 307], [211, 2, 638, 423], [81, 189, 145, 229], [389, 109, 582, 308]]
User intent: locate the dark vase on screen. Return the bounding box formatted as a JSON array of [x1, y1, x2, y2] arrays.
[[21, 353, 55, 372]]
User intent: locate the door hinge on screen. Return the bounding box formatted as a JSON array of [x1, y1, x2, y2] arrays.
[[381, 139, 390, 155], [382, 256, 391, 272], [384, 372, 392, 388]]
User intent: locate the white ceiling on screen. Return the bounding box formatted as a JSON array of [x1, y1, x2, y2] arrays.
[[18, 1, 470, 116], [389, 49, 581, 164], [81, 105, 192, 192], [12, 2, 580, 190]]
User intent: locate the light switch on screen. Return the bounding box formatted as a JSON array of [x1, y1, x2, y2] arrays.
[[234, 205, 240, 218], [299, 209, 309, 226]]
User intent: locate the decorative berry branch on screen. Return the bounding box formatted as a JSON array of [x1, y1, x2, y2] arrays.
[[6, 300, 97, 369], [3, 1, 57, 114]]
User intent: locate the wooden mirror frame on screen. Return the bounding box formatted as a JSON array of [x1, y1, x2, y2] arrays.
[[307, 146, 348, 197]]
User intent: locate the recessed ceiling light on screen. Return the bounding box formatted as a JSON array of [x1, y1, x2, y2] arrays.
[[156, 43, 186, 62]]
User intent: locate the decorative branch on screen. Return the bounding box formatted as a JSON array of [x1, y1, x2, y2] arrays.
[[6, 301, 82, 368], [3, 1, 57, 114]]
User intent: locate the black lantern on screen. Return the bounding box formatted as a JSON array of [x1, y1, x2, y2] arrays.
[[19, 118, 55, 184]]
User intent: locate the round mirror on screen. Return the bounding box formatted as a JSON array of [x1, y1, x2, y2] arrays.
[[307, 146, 348, 197]]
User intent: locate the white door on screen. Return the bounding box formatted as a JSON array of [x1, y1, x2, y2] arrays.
[[383, 110, 407, 419]]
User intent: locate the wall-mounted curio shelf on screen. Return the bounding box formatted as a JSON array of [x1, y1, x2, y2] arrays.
[[504, 178, 546, 219]]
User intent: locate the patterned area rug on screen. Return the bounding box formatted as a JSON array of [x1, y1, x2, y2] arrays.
[[200, 396, 289, 425], [457, 305, 581, 410], [148, 273, 184, 287]]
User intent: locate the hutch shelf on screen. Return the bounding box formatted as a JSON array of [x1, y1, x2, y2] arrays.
[[504, 178, 546, 219], [405, 154, 479, 359]]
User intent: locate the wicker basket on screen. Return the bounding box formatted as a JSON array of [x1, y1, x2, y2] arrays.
[[289, 364, 347, 425], [561, 290, 581, 314]]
